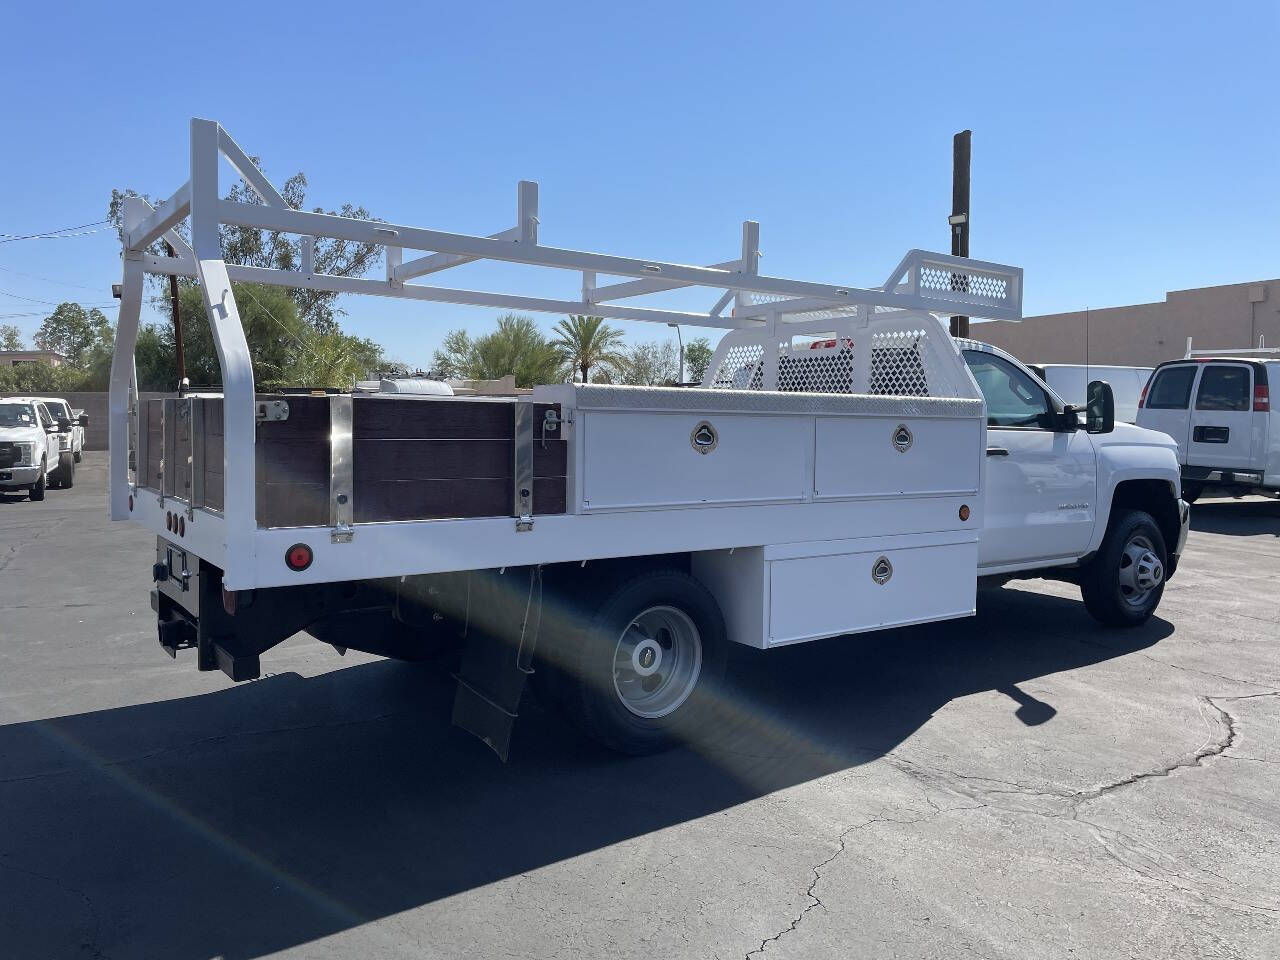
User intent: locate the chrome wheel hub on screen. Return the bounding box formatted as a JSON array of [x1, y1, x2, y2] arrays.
[[1118, 533, 1163, 607], [612, 606, 702, 719]]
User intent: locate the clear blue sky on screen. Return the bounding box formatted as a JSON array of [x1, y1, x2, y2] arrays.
[[2, 1, 1276, 369]]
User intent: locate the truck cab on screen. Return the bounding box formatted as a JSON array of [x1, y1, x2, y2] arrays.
[[958, 341, 1188, 600], [29, 396, 86, 464], [1136, 355, 1280, 501], [0, 399, 62, 500]]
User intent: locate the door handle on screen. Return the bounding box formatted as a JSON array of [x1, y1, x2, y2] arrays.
[[1192, 425, 1229, 444], [986, 447, 1010, 457]]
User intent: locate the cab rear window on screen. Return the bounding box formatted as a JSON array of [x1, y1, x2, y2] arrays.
[[1145, 366, 1196, 409], [1195, 365, 1250, 411]]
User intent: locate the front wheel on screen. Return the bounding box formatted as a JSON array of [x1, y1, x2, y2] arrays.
[[1080, 509, 1168, 627], [538, 567, 728, 755], [54, 452, 74, 489], [28, 464, 46, 502]]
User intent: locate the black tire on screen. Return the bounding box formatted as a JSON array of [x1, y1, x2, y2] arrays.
[[1181, 481, 1203, 504], [28, 464, 46, 502], [1081, 509, 1168, 627], [54, 452, 74, 489], [73, 449, 82, 463], [538, 567, 728, 755]]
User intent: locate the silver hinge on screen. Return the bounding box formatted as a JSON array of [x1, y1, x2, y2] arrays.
[[329, 396, 354, 543], [514, 401, 534, 532], [256, 399, 291, 423]]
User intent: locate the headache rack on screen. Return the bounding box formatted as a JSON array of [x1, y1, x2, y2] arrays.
[[109, 119, 1022, 589]]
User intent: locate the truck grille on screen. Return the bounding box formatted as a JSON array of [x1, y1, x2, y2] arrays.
[[0, 443, 17, 468]]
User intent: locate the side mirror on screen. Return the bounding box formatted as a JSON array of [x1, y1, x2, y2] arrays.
[[45, 423, 59, 434], [77, 414, 89, 427], [1059, 404, 1081, 431], [56, 417, 72, 432], [1086, 380, 1115, 434]]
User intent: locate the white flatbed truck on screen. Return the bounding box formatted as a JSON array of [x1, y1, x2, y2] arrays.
[[109, 120, 1189, 758]]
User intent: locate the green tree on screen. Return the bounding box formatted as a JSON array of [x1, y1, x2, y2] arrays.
[[110, 166, 381, 334], [132, 282, 383, 391], [0, 323, 22, 351], [685, 336, 713, 384], [0, 360, 83, 393], [620, 339, 680, 386], [33, 302, 112, 368], [551, 314, 626, 383], [432, 315, 560, 388]]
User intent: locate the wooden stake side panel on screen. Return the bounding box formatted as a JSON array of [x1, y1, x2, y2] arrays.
[[136, 395, 567, 526]]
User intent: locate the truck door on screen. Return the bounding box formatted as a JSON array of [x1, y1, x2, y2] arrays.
[[963, 350, 1096, 569], [35, 403, 57, 465], [1187, 362, 1255, 470], [1137, 363, 1197, 463]]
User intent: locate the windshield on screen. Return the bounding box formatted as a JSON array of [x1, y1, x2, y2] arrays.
[[0, 403, 38, 427]]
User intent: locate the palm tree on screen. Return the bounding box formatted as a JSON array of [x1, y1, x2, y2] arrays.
[[551, 314, 626, 383]]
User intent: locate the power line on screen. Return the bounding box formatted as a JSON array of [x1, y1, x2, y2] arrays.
[[0, 288, 118, 308], [0, 263, 104, 292], [0, 219, 111, 244]]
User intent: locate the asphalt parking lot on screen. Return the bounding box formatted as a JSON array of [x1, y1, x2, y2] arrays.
[[2, 452, 1278, 959]]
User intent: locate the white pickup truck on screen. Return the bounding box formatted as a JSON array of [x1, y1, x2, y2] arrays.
[[109, 120, 1190, 758], [0, 398, 64, 500]]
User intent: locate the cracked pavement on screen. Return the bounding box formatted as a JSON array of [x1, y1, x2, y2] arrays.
[[1, 455, 1278, 959]]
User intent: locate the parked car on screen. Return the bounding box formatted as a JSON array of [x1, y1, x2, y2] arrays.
[[1028, 364, 1153, 424], [27, 396, 86, 463], [0, 399, 65, 500], [1136, 351, 1280, 502]]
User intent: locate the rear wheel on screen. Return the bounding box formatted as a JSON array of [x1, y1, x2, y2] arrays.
[[28, 463, 46, 501], [538, 567, 728, 755], [1081, 509, 1167, 627], [53, 452, 74, 489], [1181, 481, 1203, 504]]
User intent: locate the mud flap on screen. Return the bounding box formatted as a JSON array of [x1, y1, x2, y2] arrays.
[[450, 567, 542, 761]]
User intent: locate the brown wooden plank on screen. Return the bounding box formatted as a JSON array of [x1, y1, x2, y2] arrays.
[[257, 481, 329, 527], [354, 397, 515, 440], [352, 438, 566, 482], [257, 437, 329, 486], [353, 476, 566, 522]]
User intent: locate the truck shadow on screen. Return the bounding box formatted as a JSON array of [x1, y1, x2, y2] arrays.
[[1190, 498, 1280, 537], [0, 587, 1169, 960]]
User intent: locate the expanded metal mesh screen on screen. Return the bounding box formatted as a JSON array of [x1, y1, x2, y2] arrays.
[[710, 343, 764, 390], [867, 329, 932, 396], [776, 340, 856, 393], [918, 265, 1009, 304]]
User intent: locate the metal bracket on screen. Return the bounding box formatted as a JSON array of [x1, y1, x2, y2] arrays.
[[255, 399, 290, 423], [513, 401, 534, 532], [541, 406, 570, 448], [329, 395, 354, 543]]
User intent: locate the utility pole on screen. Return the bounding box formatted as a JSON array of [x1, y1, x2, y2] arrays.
[[164, 241, 187, 394], [949, 129, 971, 338]]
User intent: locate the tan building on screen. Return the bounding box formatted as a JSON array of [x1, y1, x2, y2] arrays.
[[976, 278, 1280, 367], [0, 349, 66, 367]]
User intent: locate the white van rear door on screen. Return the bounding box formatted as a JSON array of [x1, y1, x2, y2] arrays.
[[1137, 363, 1197, 463], [1187, 362, 1255, 470]]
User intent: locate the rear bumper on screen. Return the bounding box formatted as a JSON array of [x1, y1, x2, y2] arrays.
[[1183, 465, 1264, 487], [0, 465, 42, 487]]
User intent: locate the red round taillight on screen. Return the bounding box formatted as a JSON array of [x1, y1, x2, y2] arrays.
[[165, 512, 173, 532], [178, 515, 186, 537], [959, 504, 971, 521], [285, 543, 313, 572]]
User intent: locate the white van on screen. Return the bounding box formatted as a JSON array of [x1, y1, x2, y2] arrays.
[[1030, 364, 1152, 424], [1136, 354, 1280, 501]]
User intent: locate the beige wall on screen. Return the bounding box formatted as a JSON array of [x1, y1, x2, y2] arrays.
[[977, 278, 1280, 367]]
